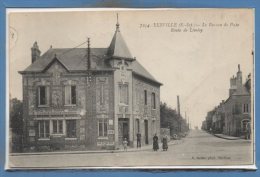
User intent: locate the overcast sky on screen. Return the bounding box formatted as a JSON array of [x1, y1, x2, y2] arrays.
[[8, 9, 254, 128]]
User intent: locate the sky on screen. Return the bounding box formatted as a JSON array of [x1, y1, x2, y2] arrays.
[[8, 9, 254, 128]]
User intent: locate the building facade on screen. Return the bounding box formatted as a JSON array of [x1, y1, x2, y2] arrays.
[[19, 21, 162, 151], [223, 66, 251, 137], [202, 65, 251, 138]]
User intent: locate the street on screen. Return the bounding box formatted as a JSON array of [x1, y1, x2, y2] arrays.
[[8, 130, 253, 168]]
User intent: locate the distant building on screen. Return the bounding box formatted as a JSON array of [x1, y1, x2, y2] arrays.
[[223, 65, 251, 137], [19, 19, 162, 151], [201, 120, 207, 130], [202, 65, 251, 138], [211, 101, 225, 134]]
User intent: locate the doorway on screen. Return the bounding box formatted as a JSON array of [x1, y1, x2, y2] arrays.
[[118, 118, 129, 145], [144, 120, 148, 144]]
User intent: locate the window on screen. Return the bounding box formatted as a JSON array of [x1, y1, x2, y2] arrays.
[[152, 120, 156, 133], [38, 120, 50, 138], [100, 83, 104, 105], [136, 119, 140, 133], [98, 119, 108, 137], [232, 103, 241, 114], [38, 86, 49, 106], [53, 120, 63, 134], [119, 84, 128, 105], [66, 120, 76, 138], [144, 90, 147, 105], [65, 85, 76, 105], [243, 103, 249, 113], [151, 92, 156, 109]]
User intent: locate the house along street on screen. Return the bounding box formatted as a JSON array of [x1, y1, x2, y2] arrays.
[[9, 130, 252, 168]]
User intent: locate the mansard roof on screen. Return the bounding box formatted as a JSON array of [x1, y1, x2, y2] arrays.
[[20, 47, 161, 85]]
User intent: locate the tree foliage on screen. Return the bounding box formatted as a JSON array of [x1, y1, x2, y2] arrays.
[[10, 98, 23, 135], [160, 102, 179, 128]]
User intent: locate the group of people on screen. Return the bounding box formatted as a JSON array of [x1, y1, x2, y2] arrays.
[[152, 134, 168, 151], [122, 133, 168, 152]]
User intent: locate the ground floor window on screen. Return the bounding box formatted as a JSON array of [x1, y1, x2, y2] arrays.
[[53, 120, 63, 134], [66, 120, 76, 138], [38, 120, 50, 138], [98, 119, 108, 137], [152, 120, 156, 134], [135, 119, 140, 133]]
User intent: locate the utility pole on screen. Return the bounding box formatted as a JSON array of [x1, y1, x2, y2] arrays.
[[84, 37, 92, 147], [185, 111, 188, 132], [177, 95, 181, 133], [87, 38, 91, 70], [188, 116, 190, 130]]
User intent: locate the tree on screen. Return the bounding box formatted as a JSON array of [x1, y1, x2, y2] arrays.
[[160, 102, 179, 135], [160, 102, 189, 137], [10, 98, 23, 152], [10, 98, 23, 135]]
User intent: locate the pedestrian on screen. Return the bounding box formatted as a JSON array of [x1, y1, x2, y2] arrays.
[[123, 138, 128, 151], [245, 123, 251, 140], [153, 133, 159, 151], [136, 132, 141, 148], [162, 135, 168, 151], [247, 123, 251, 140]]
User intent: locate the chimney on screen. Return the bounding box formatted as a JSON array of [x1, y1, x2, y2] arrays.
[[87, 38, 91, 70], [177, 95, 181, 117], [236, 64, 243, 91], [31, 41, 41, 63]]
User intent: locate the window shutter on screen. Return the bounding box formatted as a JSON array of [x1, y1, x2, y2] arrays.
[[65, 85, 71, 105], [71, 86, 76, 105], [46, 86, 50, 106], [36, 87, 39, 107], [126, 85, 129, 105]]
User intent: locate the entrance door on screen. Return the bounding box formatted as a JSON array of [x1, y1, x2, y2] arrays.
[[118, 118, 129, 145], [144, 120, 148, 144]]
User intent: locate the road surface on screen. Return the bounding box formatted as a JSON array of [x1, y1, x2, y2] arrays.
[[8, 130, 253, 168]]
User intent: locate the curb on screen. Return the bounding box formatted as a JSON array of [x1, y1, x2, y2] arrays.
[[213, 133, 242, 140], [10, 140, 181, 156]]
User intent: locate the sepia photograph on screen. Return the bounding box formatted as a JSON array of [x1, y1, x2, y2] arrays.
[[6, 8, 255, 169]]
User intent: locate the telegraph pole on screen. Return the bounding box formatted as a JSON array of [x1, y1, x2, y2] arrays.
[[177, 95, 181, 133]]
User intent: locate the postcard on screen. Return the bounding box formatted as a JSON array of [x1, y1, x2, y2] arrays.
[[6, 8, 255, 169]]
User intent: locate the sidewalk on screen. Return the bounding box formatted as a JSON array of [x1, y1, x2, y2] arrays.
[[213, 133, 249, 140], [10, 139, 183, 156]]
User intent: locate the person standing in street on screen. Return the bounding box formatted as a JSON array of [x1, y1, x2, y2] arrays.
[[123, 138, 128, 151], [245, 122, 251, 140], [153, 133, 159, 151], [162, 135, 168, 151], [136, 132, 141, 148]]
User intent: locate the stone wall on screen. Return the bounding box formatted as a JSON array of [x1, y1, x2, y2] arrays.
[[132, 75, 160, 146], [223, 95, 251, 136], [22, 60, 114, 150], [22, 58, 161, 150]]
